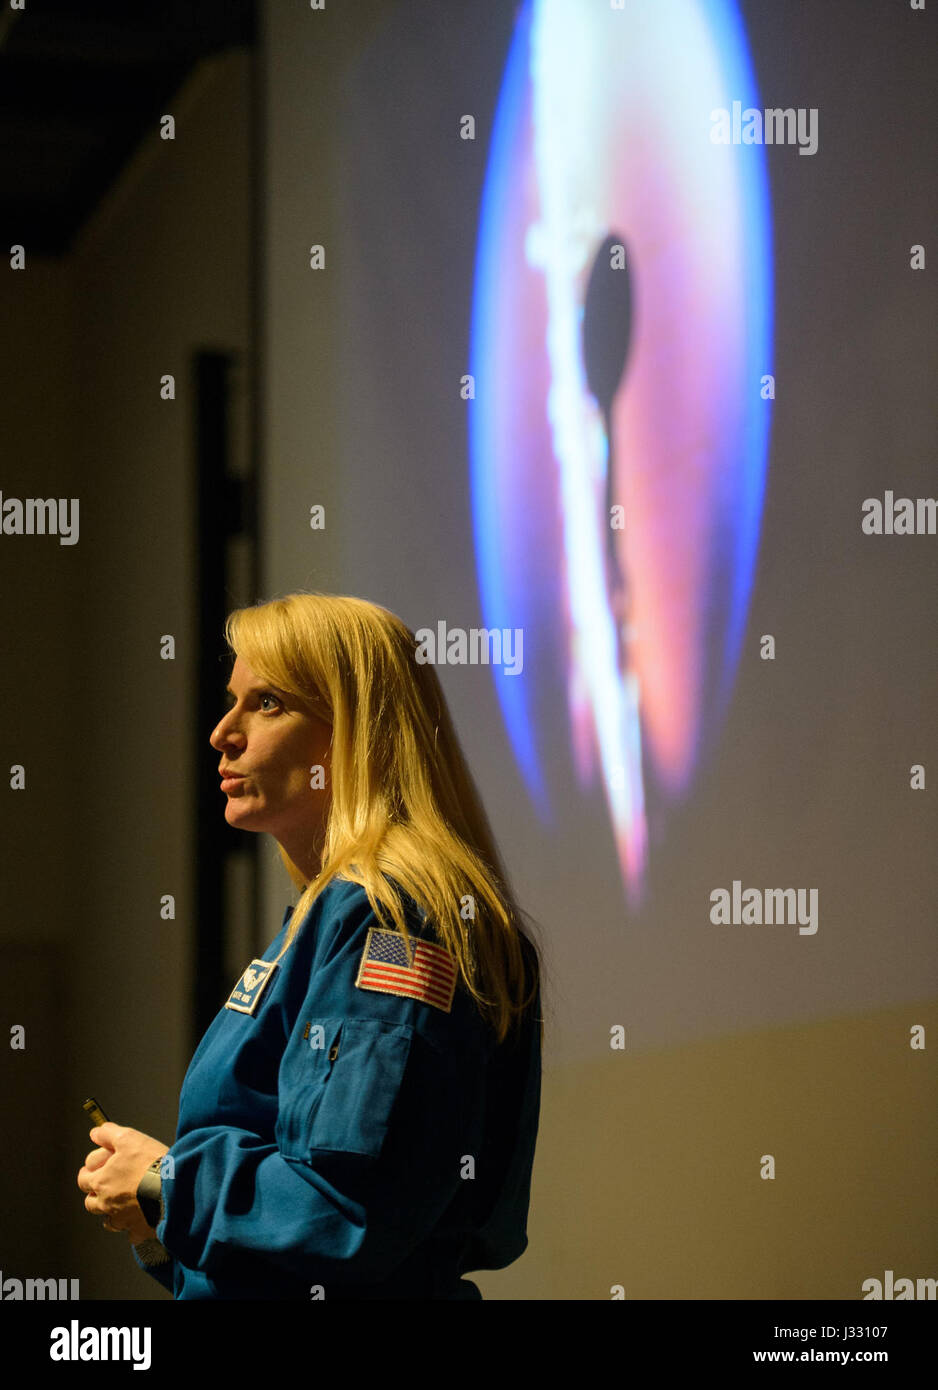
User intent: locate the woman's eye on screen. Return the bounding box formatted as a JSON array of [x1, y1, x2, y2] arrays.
[[259, 693, 281, 711]]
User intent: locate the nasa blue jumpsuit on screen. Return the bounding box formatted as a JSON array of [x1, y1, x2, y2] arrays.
[[131, 877, 541, 1298]]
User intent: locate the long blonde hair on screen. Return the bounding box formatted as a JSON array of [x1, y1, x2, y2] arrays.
[[223, 592, 543, 1044]]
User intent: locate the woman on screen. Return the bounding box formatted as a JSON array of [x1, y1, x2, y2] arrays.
[[77, 592, 544, 1299]]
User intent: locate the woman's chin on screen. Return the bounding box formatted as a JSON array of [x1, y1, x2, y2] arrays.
[[225, 800, 262, 829]]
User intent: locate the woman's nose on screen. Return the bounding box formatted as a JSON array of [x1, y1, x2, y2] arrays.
[[210, 712, 243, 750]]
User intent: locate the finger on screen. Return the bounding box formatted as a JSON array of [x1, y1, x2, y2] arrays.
[[89, 1122, 121, 1146], [84, 1147, 110, 1170]]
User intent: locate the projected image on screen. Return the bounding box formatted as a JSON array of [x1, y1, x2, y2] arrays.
[[469, 0, 773, 906]]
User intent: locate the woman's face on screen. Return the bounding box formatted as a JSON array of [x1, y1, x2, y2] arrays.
[[209, 655, 333, 878]]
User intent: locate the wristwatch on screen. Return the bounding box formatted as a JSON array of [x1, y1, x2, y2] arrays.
[[136, 1156, 165, 1229]]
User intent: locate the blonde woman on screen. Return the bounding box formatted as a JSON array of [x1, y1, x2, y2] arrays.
[[77, 592, 543, 1300]]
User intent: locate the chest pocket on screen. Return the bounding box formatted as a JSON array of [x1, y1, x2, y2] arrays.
[[278, 1017, 415, 1161]]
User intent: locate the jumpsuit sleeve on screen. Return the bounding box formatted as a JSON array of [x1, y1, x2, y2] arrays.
[[154, 906, 488, 1288], [131, 1234, 175, 1294]]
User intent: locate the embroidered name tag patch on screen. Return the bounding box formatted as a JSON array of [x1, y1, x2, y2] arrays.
[[355, 927, 457, 1013], [225, 959, 278, 1015]]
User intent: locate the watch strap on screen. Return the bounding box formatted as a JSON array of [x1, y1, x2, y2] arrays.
[[136, 1156, 165, 1229]]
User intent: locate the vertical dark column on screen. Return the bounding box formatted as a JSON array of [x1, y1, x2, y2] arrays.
[[191, 3, 264, 1046], [246, 0, 266, 960], [191, 350, 259, 1050]]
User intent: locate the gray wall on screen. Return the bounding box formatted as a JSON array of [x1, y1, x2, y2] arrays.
[[0, 49, 251, 1300]]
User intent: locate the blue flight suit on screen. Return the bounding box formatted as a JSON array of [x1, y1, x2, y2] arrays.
[[132, 876, 541, 1299]]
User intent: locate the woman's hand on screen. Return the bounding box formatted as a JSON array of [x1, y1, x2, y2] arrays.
[[77, 1123, 170, 1246]]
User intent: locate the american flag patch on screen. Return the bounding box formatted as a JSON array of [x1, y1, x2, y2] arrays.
[[355, 927, 457, 1013]]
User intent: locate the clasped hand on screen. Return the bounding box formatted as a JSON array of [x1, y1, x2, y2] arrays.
[[77, 1122, 169, 1245]]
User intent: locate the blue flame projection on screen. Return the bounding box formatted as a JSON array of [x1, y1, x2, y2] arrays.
[[469, 0, 773, 906]]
